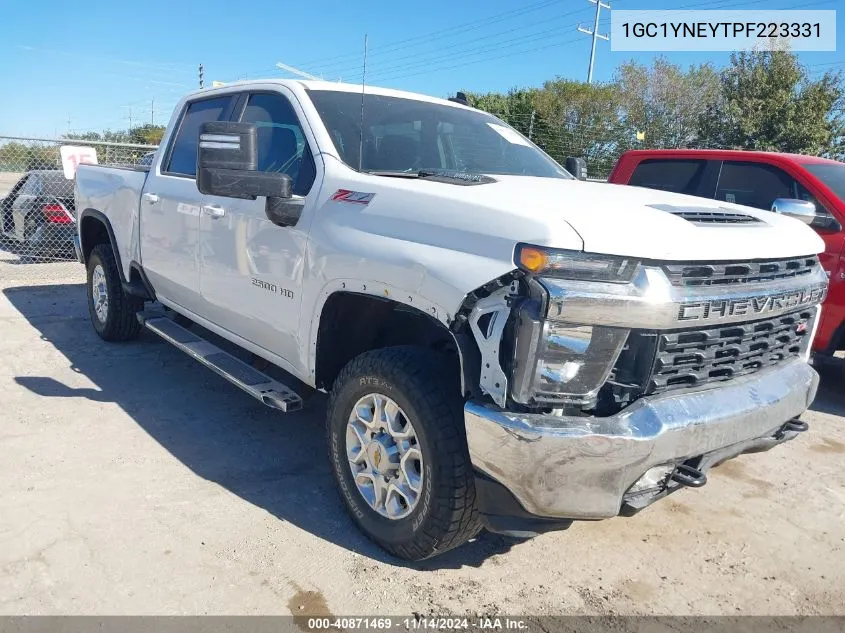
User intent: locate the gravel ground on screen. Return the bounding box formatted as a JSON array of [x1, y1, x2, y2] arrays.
[[1, 247, 844, 616]]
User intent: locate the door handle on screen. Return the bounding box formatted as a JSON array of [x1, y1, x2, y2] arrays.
[[202, 204, 226, 219], [142, 193, 160, 204]]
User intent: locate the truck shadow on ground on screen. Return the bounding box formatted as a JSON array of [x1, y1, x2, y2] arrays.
[[810, 359, 845, 417], [5, 282, 519, 570]]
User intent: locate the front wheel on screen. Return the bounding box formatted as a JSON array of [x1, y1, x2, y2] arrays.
[[86, 243, 143, 341], [326, 346, 481, 560]]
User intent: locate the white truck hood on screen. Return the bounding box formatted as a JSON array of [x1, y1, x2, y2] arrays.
[[385, 175, 825, 261]]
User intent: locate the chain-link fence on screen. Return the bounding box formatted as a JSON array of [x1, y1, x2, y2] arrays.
[[0, 135, 157, 264], [489, 110, 740, 182]]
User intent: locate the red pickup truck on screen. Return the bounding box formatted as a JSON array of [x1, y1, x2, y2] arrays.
[[608, 149, 845, 355]]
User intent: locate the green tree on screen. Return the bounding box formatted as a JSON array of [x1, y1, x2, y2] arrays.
[[530, 78, 623, 174], [615, 58, 720, 150], [698, 48, 844, 156], [0, 141, 58, 170], [128, 124, 166, 146], [463, 88, 538, 138]]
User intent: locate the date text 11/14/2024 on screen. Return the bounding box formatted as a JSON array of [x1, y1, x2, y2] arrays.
[[306, 617, 530, 630]]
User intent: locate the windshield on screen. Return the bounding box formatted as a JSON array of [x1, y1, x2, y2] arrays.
[[804, 162, 845, 202], [306, 89, 570, 179]]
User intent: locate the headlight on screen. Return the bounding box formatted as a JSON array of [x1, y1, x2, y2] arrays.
[[510, 299, 629, 406], [514, 243, 639, 283]]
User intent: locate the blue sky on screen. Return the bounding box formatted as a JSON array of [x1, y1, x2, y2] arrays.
[[0, 0, 842, 137]]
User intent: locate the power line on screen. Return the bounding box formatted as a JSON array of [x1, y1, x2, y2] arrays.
[[307, 5, 594, 78], [290, 0, 563, 70], [366, 25, 584, 82], [375, 35, 585, 84]]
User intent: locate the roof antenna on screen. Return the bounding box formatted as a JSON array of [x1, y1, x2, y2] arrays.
[[358, 33, 368, 172]]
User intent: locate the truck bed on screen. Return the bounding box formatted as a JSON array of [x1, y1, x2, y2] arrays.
[[75, 164, 148, 280]]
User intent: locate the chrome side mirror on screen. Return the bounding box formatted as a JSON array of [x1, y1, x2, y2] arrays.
[[771, 198, 817, 225]]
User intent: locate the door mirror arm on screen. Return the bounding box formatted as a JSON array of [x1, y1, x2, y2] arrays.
[[265, 195, 304, 227]]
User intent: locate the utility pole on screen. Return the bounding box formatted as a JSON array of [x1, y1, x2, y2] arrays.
[[578, 0, 610, 84], [151, 99, 155, 126], [199, 63, 204, 89], [121, 104, 134, 130]]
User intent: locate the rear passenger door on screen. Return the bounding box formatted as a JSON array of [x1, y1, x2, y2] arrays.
[[140, 94, 236, 315], [627, 158, 720, 198], [198, 88, 318, 365]]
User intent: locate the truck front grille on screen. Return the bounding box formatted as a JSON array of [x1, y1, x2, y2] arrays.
[[648, 309, 814, 393], [605, 309, 815, 408], [662, 256, 818, 287]]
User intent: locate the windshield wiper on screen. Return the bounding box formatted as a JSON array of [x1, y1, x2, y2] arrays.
[[364, 170, 421, 178], [365, 169, 496, 185]]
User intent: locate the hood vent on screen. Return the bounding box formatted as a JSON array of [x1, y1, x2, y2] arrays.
[[648, 204, 763, 225]]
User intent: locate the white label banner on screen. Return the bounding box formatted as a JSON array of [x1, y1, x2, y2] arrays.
[[611, 10, 837, 52]]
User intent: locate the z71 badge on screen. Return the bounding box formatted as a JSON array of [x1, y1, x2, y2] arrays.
[[331, 189, 375, 205]]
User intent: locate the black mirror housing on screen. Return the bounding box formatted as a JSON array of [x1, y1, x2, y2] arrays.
[[565, 156, 587, 180], [197, 121, 257, 171], [196, 121, 292, 200], [198, 167, 292, 200]]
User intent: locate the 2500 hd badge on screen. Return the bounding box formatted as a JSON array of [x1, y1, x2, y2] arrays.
[[251, 277, 294, 299]]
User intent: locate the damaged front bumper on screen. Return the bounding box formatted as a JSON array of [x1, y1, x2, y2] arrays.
[[465, 358, 818, 528]]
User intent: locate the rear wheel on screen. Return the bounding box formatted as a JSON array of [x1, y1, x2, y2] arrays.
[[326, 346, 481, 560], [86, 243, 143, 341]]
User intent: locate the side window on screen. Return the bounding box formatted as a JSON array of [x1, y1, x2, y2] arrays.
[[716, 161, 796, 210], [239, 92, 316, 196], [166, 96, 233, 177], [628, 159, 708, 195], [795, 180, 831, 216]]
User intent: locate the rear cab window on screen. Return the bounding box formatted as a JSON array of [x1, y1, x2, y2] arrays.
[[628, 159, 710, 195]]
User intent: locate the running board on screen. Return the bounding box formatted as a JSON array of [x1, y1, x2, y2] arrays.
[[141, 315, 303, 412]]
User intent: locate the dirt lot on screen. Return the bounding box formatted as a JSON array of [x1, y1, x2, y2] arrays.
[[1, 247, 844, 616]]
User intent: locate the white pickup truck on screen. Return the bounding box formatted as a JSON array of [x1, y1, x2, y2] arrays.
[[74, 80, 828, 560]]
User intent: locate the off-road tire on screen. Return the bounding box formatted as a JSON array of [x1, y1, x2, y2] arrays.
[[87, 243, 143, 341], [327, 346, 481, 560]]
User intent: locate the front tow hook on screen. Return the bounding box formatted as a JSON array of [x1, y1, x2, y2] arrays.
[[670, 464, 707, 488], [783, 419, 809, 433], [775, 418, 809, 439]]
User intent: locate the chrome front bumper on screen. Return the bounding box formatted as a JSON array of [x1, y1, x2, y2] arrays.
[[465, 359, 818, 520]]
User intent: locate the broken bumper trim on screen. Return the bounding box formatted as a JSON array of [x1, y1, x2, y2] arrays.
[[464, 359, 818, 520]]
